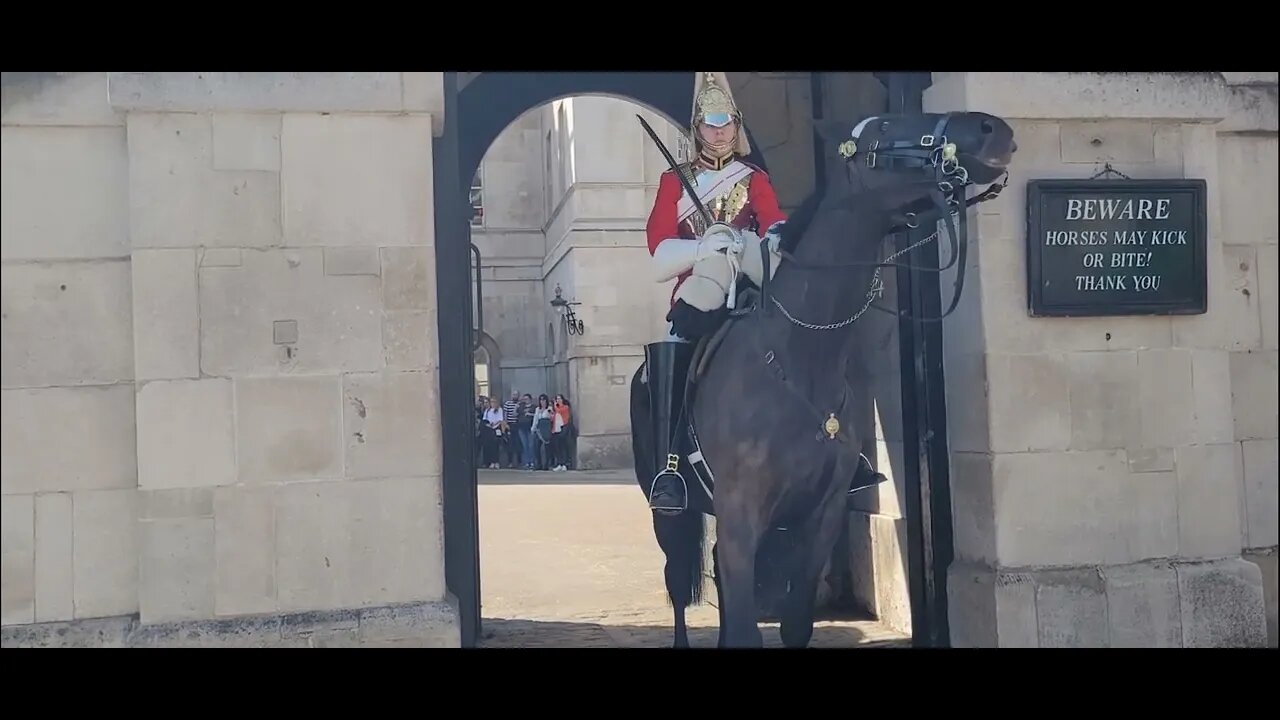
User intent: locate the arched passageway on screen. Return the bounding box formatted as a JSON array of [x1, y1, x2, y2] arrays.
[[433, 72, 950, 649]]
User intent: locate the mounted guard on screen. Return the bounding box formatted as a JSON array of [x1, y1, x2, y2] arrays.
[[639, 72, 886, 516]]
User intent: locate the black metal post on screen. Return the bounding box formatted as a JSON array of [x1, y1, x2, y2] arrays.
[[471, 243, 484, 349], [433, 72, 482, 648], [880, 71, 955, 647]]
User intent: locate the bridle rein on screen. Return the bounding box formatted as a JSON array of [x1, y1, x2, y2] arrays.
[[758, 112, 1009, 328]]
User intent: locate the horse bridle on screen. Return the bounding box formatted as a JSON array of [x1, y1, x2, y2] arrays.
[[759, 112, 1009, 328]]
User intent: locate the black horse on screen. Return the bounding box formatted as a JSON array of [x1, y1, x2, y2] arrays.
[[630, 110, 1017, 648]]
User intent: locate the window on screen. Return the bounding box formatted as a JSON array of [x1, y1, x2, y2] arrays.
[[470, 169, 484, 227]]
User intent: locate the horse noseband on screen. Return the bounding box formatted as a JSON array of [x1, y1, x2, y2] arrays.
[[846, 112, 971, 194]]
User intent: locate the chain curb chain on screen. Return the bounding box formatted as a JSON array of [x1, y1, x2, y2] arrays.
[[770, 227, 942, 331]]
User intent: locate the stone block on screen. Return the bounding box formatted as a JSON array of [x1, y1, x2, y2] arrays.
[[34, 493, 73, 622], [139, 518, 215, 623], [949, 451, 995, 564], [139, 488, 213, 520], [1036, 569, 1109, 648], [383, 309, 437, 371], [1231, 350, 1278, 440], [1177, 557, 1268, 647], [1241, 440, 1278, 548], [132, 249, 198, 380], [1103, 561, 1182, 647], [214, 485, 276, 617], [402, 73, 445, 136], [273, 320, 297, 345], [1067, 351, 1141, 450], [324, 247, 379, 276], [1259, 244, 1278, 349], [275, 477, 443, 612], [1217, 134, 1277, 245], [1173, 244, 1263, 351], [1, 126, 129, 261], [199, 248, 384, 376], [1060, 121, 1154, 164], [948, 563, 1041, 648], [1241, 550, 1276, 647], [865, 514, 910, 635], [212, 113, 280, 171], [0, 385, 137, 495], [129, 614, 288, 648], [281, 113, 433, 247], [927, 72, 1229, 122], [943, 353, 990, 453], [200, 248, 241, 267], [985, 354, 1071, 453], [136, 378, 236, 490], [573, 433, 631, 471], [1, 260, 134, 387], [1221, 72, 1279, 85], [343, 372, 440, 479], [1, 614, 135, 647], [73, 488, 138, 619], [1137, 349, 1195, 447], [108, 73, 404, 113], [234, 375, 343, 482], [1189, 350, 1236, 444], [1, 494, 34, 625], [127, 112, 280, 248], [1128, 447, 1175, 473], [357, 600, 458, 646], [1, 72, 122, 126], [381, 247, 436, 310], [993, 450, 1176, 567]]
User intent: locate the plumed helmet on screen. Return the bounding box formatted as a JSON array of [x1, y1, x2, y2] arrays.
[[691, 72, 750, 158]]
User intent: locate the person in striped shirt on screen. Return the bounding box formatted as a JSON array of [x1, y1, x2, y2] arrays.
[[502, 391, 523, 468]]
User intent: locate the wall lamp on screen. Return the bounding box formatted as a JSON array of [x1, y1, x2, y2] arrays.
[[549, 284, 585, 336]]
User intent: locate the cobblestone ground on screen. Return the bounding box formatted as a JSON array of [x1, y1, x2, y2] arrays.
[[476, 468, 910, 649]]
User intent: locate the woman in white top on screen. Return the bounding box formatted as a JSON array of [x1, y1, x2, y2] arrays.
[[482, 397, 505, 469]]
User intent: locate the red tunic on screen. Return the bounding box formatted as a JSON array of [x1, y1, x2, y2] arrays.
[[646, 161, 787, 305]]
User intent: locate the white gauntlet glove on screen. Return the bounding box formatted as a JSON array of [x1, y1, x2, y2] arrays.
[[672, 223, 751, 312], [651, 222, 744, 282]]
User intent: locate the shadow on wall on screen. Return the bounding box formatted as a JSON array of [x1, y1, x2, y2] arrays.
[[841, 260, 913, 636]]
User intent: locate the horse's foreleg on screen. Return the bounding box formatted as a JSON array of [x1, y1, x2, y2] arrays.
[[712, 540, 726, 648], [664, 561, 690, 649], [779, 487, 850, 649], [654, 512, 703, 649], [714, 507, 766, 648]]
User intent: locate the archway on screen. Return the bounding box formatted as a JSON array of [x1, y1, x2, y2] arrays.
[[433, 72, 952, 648]]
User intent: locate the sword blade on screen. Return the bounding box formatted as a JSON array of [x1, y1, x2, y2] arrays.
[[636, 114, 714, 228]]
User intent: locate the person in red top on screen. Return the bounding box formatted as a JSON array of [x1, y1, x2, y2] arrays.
[[641, 72, 788, 515]]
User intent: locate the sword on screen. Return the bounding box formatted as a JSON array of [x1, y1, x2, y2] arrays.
[[636, 114, 715, 228]]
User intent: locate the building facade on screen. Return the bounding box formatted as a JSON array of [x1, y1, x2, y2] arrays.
[[467, 96, 690, 469], [0, 72, 1274, 648]]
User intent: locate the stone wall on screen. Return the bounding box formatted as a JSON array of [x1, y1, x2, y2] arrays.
[[929, 72, 1276, 647], [1, 72, 459, 647]]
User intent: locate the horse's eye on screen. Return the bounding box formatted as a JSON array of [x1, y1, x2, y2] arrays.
[[880, 121, 890, 132], [981, 120, 993, 134]]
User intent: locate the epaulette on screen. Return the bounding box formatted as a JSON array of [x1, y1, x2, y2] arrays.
[[672, 161, 698, 188]]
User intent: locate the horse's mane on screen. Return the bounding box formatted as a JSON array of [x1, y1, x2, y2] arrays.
[[775, 188, 826, 255]]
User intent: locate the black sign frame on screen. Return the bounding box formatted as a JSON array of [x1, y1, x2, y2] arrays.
[[1025, 178, 1208, 317]]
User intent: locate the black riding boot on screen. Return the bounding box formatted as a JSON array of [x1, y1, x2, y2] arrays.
[[644, 341, 695, 515], [848, 453, 889, 496]]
